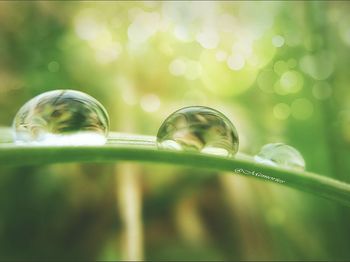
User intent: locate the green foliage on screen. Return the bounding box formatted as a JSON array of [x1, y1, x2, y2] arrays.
[[1, 1, 350, 261]]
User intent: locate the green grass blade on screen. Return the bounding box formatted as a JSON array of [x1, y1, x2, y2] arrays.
[[1, 128, 350, 207]]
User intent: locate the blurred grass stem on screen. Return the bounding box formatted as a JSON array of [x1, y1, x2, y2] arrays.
[[116, 163, 143, 260]]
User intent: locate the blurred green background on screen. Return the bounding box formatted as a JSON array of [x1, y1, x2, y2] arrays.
[[1, 1, 350, 260]]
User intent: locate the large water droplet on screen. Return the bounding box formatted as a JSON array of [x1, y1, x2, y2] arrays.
[[254, 143, 305, 170], [13, 90, 109, 145], [157, 106, 239, 157]]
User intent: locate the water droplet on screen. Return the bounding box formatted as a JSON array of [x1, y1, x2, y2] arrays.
[[157, 106, 239, 157], [254, 143, 305, 171], [13, 90, 109, 145]]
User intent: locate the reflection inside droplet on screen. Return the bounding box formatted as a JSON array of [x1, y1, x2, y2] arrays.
[[13, 89, 110, 146], [157, 106, 239, 157], [254, 143, 305, 171]]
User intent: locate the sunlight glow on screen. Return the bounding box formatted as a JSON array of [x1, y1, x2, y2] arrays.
[[140, 94, 161, 112]]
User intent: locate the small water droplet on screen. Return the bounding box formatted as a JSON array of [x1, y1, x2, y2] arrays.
[[13, 90, 109, 145], [254, 143, 305, 171], [157, 106, 239, 157]]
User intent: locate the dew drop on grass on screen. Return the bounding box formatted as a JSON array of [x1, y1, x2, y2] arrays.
[[254, 143, 305, 171], [13, 90, 110, 145], [156, 106, 239, 157]]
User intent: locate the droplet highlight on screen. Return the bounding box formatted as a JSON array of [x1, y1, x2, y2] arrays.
[[157, 106, 239, 157], [13, 89, 109, 145], [254, 143, 305, 171]]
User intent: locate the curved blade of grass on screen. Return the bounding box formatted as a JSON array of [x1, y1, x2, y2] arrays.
[[1, 128, 350, 206]]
